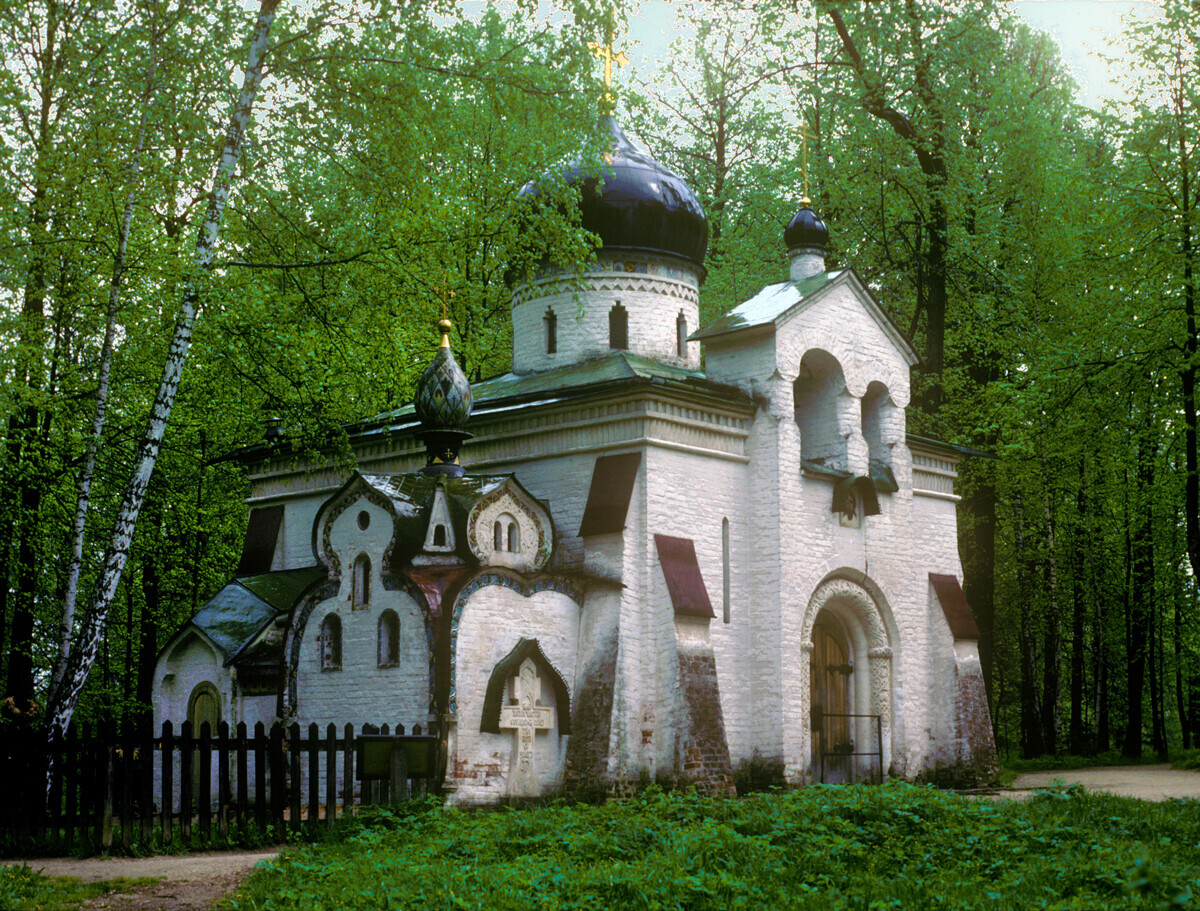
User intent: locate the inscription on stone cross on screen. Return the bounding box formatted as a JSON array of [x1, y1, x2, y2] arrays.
[[498, 658, 554, 797]]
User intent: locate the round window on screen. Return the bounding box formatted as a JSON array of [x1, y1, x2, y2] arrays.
[[357, 510, 370, 530]]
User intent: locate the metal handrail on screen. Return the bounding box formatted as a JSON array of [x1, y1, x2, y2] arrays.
[[817, 712, 883, 784]]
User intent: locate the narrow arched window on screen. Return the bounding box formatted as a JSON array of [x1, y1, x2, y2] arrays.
[[433, 524, 447, 547], [677, 311, 687, 357], [494, 520, 505, 551], [352, 553, 371, 607], [544, 307, 557, 354], [320, 614, 342, 671], [722, 518, 730, 625], [609, 303, 628, 350], [507, 522, 520, 552], [378, 610, 399, 668]]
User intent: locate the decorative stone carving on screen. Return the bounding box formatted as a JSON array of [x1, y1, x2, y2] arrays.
[[466, 478, 553, 572], [801, 577, 888, 650], [498, 658, 555, 797]]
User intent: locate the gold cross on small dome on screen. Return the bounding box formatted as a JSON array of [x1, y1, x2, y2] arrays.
[[798, 121, 815, 204], [434, 277, 455, 347]]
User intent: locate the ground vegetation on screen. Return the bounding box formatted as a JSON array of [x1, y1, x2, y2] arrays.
[[218, 785, 1200, 910]]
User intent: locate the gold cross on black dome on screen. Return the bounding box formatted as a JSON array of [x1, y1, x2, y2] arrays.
[[588, 36, 628, 112]]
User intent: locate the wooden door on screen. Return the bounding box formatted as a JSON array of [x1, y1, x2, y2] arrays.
[[188, 684, 221, 798], [810, 616, 852, 781]]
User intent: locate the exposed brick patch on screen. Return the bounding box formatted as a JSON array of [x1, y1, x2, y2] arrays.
[[676, 644, 735, 796], [954, 660, 999, 786], [563, 632, 617, 797]]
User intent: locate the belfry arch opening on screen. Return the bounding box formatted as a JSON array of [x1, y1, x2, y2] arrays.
[[794, 349, 850, 472]]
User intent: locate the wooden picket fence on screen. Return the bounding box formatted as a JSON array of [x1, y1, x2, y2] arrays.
[[0, 720, 438, 856]]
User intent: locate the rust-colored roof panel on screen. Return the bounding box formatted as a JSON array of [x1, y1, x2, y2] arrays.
[[930, 573, 981, 639], [579, 452, 642, 537], [236, 505, 283, 575], [655, 534, 714, 619]]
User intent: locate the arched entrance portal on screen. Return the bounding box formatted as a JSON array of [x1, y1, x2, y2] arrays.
[[187, 682, 221, 797], [799, 576, 894, 783]]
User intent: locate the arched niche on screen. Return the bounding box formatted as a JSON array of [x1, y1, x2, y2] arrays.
[[479, 637, 571, 735], [794, 349, 852, 472]]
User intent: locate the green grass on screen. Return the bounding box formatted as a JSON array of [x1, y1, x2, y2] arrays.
[[0, 863, 158, 911], [220, 783, 1200, 910]]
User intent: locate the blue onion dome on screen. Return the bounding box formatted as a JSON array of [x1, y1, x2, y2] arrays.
[[519, 114, 708, 269], [415, 319, 473, 433], [784, 199, 829, 252]]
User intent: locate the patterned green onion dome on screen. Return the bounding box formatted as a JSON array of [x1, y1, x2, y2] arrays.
[[414, 319, 474, 431]]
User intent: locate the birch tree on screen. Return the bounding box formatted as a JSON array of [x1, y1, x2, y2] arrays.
[[48, 0, 168, 705], [43, 0, 281, 740]]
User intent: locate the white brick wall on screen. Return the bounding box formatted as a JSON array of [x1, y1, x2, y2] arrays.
[[297, 587, 431, 729]]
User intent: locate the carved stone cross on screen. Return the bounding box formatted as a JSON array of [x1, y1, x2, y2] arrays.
[[498, 658, 554, 797]]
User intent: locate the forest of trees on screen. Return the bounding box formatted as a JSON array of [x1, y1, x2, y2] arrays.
[[0, 0, 1196, 761]]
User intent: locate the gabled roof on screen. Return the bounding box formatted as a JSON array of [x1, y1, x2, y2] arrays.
[[178, 566, 325, 664], [691, 271, 843, 340], [320, 473, 510, 567], [690, 268, 920, 367]]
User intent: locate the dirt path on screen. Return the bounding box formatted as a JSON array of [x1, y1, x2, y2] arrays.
[[1006, 763, 1200, 801], [11, 847, 279, 910]]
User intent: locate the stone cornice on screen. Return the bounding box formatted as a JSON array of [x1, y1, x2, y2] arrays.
[[246, 388, 754, 502]]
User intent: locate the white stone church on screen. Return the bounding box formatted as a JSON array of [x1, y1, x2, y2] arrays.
[[153, 113, 997, 802]]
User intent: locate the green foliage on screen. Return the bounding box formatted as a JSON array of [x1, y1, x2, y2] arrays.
[[732, 751, 786, 795], [0, 864, 158, 911], [1172, 751, 1200, 772], [222, 785, 1200, 910], [1004, 752, 1186, 774]]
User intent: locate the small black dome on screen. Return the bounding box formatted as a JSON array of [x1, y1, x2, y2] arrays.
[[520, 115, 708, 269], [784, 202, 828, 252]]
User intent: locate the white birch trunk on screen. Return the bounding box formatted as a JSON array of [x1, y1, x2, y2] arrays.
[[49, 24, 162, 703], [45, 0, 281, 741]]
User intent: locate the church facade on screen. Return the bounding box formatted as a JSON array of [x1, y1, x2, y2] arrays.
[[153, 114, 997, 802]]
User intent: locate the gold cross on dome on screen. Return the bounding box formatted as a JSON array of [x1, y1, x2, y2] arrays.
[[434, 276, 455, 347], [798, 121, 815, 204], [588, 39, 628, 88], [435, 275, 455, 319]]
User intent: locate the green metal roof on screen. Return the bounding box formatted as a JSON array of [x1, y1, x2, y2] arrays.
[[372, 351, 740, 422], [238, 566, 325, 611], [187, 566, 324, 661], [188, 584, 276, 660], [222, 353, 752, 465], [690, 271, 842, 340], [469, 350, 713, 402]]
